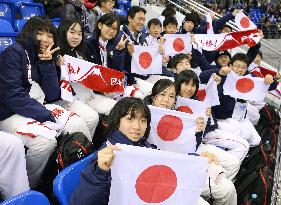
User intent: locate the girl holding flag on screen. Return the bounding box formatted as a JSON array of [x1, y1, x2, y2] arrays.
[[0, 16, 93, 188], [143, 78, 237, 205], [70, 97, 154, 205], [175, 70, 241, 180]]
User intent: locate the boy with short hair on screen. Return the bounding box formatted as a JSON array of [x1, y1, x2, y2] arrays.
[[199, 53, 278, 148], [145, 18, 162, 46], [162, 17, 178, 35], [170, 53, 191, 75]]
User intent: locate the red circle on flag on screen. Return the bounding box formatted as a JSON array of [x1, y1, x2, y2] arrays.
[[173, 38, 185, 52], [135, 165, 177, 203], [176, 106, 193, 114], [236, 78, 254, 93], [240, 17, 250, 29], [157, 115, 183, 141], [139, 52, 152, 69], [196, 89, 206, 101]]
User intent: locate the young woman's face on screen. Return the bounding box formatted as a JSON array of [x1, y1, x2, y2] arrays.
[[67, 23, 83, 48], [119, 112, 147, 142], [152, 85, 176, 109], [184, 21, 195, 32], [36, 30, 54, 54], [179, 80, 197, 98], [102, 0, 115, 12], [99, 21, 118, 41], [176, 58, 191, 74]]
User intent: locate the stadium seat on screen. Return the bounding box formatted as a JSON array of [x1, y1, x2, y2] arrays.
[[19, 2, 44, 19], [15, 19, 27, 32], [0, 1, 16, 28], [53, 153, 95, 205], [0, 191, 51, 205], [0, 19, 15, 33], [51, 18, 61, 28], [9, 0, 32, 11], [114, 7, 127, 16], [0, 33, 17, 53]]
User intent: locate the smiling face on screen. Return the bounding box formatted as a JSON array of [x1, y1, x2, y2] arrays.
[[128, 11, 146, 33], [36, 30, 54, 53], [99, 21, 118, 41], [152, 85, 176, 109], [164, 23, 178, 34], [66, 23, 83, 48], [217, 55, 230, 67], [179, 79, 197, 98], [183, 21, 195, 32], [119, 111, 148, 142]]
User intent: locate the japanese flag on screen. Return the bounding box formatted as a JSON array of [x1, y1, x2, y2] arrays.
[[109, 144, 208, 205], [235, 11, 257, 31], [204, 77, 220, 106], [196, 84, 207, 101], [223, 71, 269, 102], [206, 12, 214, 34], [164, 34, 192, 56], [63, 55, 125, 93], [175, 96, 208, 117], [131, 45, 162, 75], [148, 105, 197, 154], [60, 65, 74, 102]]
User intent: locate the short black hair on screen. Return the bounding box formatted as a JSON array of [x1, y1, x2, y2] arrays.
[[161, 7, 176, 18], [163, 17, 178, 27], [221, 24, 233, 32], [127, 6, 146, 20], [57, 19, 85, 58], [174, 70, 199, 98], [96, 13, 120, 36], [229, 53, 250, 67], [166, 3, 177, 10], [106, 97, 151, 140], [17, 16, 57, 51], [147, 18, 162, 29], [170, 53, 190, 69]]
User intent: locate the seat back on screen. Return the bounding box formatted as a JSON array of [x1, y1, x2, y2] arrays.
[[15, 18, 27, 32], [0, 34, 17, 53], [0, 1, 16, 27], [53, 153, 95, 205], [0, 19, 14, 33], [19, 2, 44, 19], [0, 191, 50, 205]]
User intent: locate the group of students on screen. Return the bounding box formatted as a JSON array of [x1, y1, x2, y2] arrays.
[[0, 3, 279, 205]]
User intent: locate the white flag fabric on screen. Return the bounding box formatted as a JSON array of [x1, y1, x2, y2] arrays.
[[204, 77, 220, 106], [175, 96, 208, 117], [206, 12, 214, 34], [193, 29, 261, 51], [148, 105, 197, 154], [223, 71, 269, 102], [60, 64, 74, 102], [196, 84, 207, 101], [131, 45, 162, 75], [109, 144, 208, 205], [164, 34, 192, 56], [15, 104, 73, 139], [235, 11, 257, 31], [63, 55, 125, 93]]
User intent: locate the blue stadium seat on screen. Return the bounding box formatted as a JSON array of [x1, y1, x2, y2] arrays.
[[15, 19, 27, 32], [0, 1, 16, 28], [0, 33, 17, 53], [51, 18, 61, 28], [19, 2, 44, 19], [0, 19, 15, 33], [114, 7, 127, 16], [53, 153, 95, 205], [9, 0, 32, 11], [0, 191, 50, 205]]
